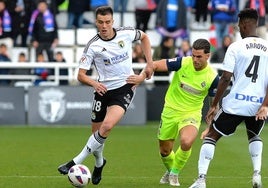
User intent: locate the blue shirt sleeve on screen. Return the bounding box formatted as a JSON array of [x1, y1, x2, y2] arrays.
[[208, 75, 219, 97], [166, 57, 183, 71]]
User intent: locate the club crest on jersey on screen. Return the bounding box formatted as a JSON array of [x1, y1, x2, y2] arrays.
[[201, 81, 206, 88], [118, 40, 124, 48]]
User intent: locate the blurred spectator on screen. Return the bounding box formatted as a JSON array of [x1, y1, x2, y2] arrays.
[[90, 0, 109, 11], [183, 0, 195, 33], [33, 52, 50, 85], [132, 42, 146, 74], [6, 0, 35, 47], [17, 51, 28, 62], [67, 0, 89, 29], [0, 0, 13, 55], [177, 39, 192, 57], [244, 0, 268, 40], [209, 0, 236, 48], [28, 0, 58, 62], [0, 43, 11, 85], [156, 0, 187, 40], [210, 35, 233, 75], [192, 0, 210, 30], [210, 35, 232, 63], [53, 51, 68, 85], [132, 42, 146, 63], [153, 36, 175, 85], [33, 0, 65, 15], [114, 0, 128, 12], [153, 36, 175, 60], [10, 52, 32, 85], [135, 0, 156, 32]]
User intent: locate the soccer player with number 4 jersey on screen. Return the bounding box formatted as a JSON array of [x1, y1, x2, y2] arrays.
[[189, 8, 268, 188]]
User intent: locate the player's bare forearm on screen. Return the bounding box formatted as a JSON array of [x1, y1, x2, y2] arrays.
[[140, 31, 153, 79], [211, 72, 232, 107], [78, 68, 107, 95], [126, 70, 146, 85], [153, 59, 168, 72], [205, 96, 219, 125]]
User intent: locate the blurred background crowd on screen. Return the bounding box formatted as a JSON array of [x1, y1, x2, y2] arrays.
[[0, 0, 267, 86]]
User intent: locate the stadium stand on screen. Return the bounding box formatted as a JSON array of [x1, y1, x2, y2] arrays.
[[76, 28, 97, 46], [58, 29, 76, 46]]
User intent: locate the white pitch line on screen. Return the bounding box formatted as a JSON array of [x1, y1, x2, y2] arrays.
[[0, 175, 267, 179]]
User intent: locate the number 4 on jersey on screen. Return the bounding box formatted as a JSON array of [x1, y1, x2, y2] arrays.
[[245, 55, 259, 83]]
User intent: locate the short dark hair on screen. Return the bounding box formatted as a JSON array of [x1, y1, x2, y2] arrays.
[[192, 39, 210, 54], [238, 8, 258, 22], [0, 43, 7, 48], [95, 6, 113, 18], [19, 52, 26, 57]]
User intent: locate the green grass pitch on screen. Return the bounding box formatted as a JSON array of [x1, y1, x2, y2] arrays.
[[0, 122, 268, 188]]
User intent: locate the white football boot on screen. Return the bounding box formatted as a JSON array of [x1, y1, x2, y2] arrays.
[[189, 175, 206, 188], [159, 171, 169, 184], [169, 173, 180, 186], [252, 171, 262, 188]]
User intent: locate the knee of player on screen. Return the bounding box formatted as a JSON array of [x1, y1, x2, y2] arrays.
[[159, 146, 172, 157], [180, 140, 194, 151], [180, 135, 196, 149], [99, 122, 114, 136]]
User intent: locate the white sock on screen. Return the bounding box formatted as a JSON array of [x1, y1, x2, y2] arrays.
[[73, 131, 105, 164], [249, 140, 263, 172], [93, 144, 105, 167], [198, 141, 215, 175]]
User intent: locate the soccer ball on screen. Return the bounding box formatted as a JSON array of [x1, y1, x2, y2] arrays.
[[68, 164, 91, 187]]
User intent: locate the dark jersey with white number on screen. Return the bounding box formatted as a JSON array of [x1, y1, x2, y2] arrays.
[[222, 37, 268, 116]]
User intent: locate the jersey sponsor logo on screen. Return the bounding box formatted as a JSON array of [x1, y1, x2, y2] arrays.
[[180, 82, 202, 95], [235, 93, 263, 103], [109, 52, 129, 64]]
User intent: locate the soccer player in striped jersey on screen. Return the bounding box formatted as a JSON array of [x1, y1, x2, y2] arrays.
[[57, 6, 153, 185], [127, 38, 219, 186], [189, 8, 268, 188]]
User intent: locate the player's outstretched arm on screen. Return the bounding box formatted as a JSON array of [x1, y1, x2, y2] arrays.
[[206, 71, 232, 121], [139, 30, 153, 79], [127, 59, 168, 85], [126, 70, 147, 85]]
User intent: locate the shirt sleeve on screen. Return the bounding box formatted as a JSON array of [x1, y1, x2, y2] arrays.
[[166, 57, 183, 71], [208, 75, 220, 97], [78, 49, 94, 70]]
